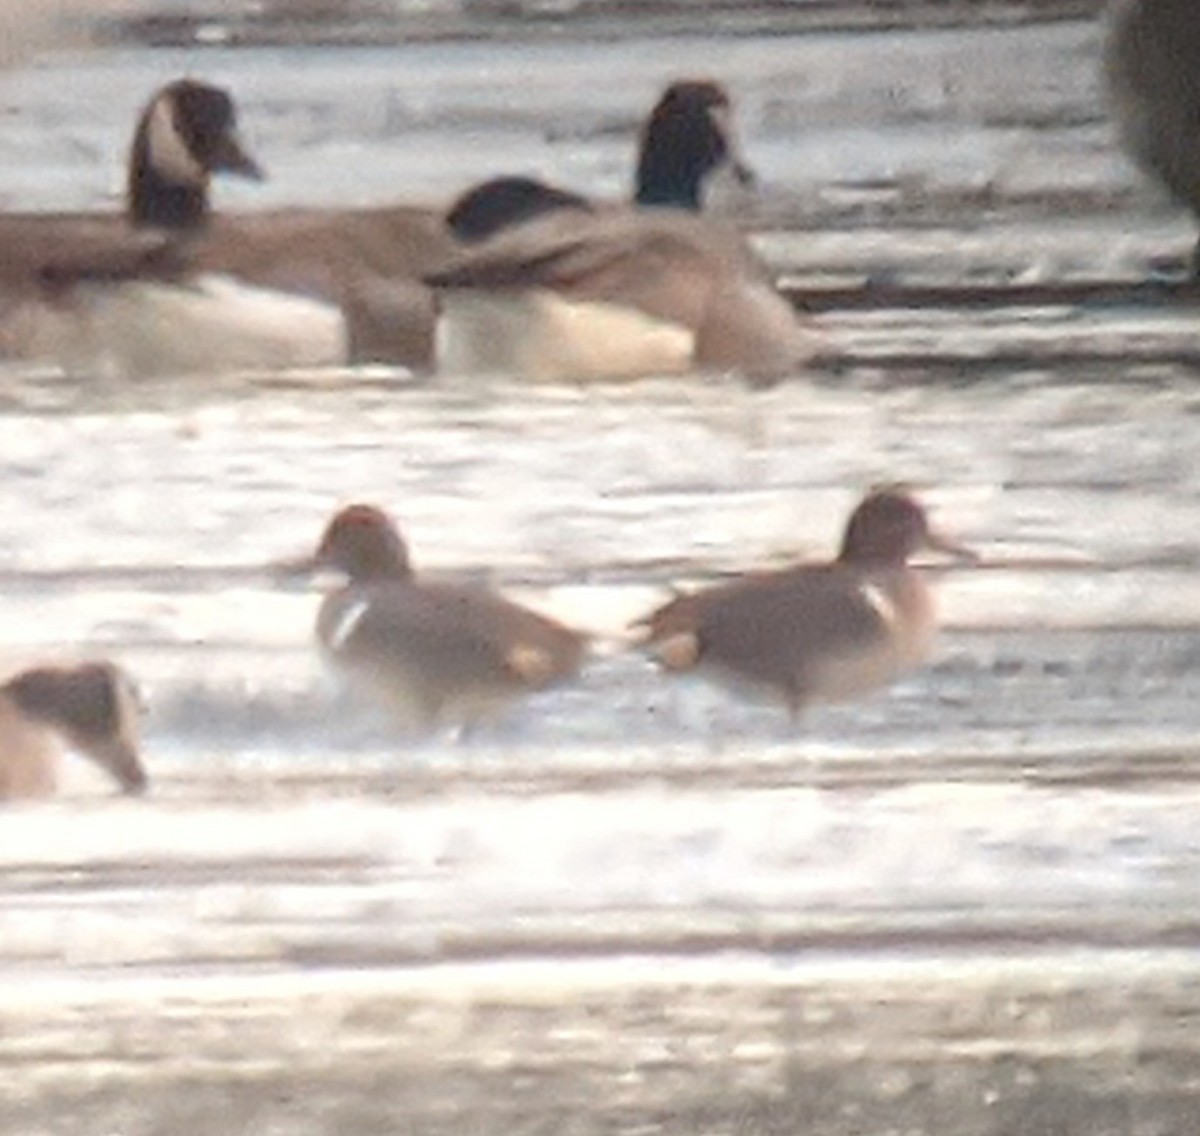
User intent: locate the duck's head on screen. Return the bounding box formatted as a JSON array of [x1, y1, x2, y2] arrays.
[[838, 486, 977, 567], [4, 661, 148, 795], [292, 504, 414, 583], [128, 78, 264, 229], [635, 79, 753, 210]]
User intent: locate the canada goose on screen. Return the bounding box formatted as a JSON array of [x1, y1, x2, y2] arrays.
[[122, 80, 455, 365], [288, 504, 589, 732], [0, 79, 350, 377], [1105, 0, 1200, 271], [427, 80, 807, 383], [636, 487, 976, 718], [0, 79, 462, 375], [0, 660, 147, 801]]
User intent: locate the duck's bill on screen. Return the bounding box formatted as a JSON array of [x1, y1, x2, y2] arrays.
[[925, 529, 980, 563], [271, 552, 323, 579], [271, 552, 349, 585]]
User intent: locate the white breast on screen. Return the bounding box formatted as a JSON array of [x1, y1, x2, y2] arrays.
[[805, 575, 939, 706], [8, 274, 348, 379], [435, 289, 694, 382]]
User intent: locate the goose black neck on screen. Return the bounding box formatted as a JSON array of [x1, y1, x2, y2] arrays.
[[635, 150, 707, 210], [127, 145, 210, 231], [635, 115, 725, 210]]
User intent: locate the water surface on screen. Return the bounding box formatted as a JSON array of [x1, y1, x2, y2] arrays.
[[2, 10, 1199, 1134]]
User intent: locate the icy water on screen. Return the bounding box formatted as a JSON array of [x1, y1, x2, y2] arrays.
[[3, 8, 1200, 1134]]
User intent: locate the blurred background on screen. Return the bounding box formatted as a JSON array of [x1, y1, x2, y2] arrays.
[[3, 3, 1200, 1134]]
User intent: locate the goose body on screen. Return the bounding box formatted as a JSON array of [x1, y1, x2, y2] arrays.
[[428, 80, 807, 383], [0, 80, 455, 375], [8, 272, 347, 379], [0, 661, 147, 801], [638, 488, 975, 717], [293, 505, 588, 732]]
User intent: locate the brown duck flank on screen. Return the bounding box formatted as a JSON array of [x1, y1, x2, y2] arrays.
[[297, 504, 588, 730], [639, 487, 976, 716]]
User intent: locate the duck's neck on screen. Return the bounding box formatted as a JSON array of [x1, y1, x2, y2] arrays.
[[837, 540, 911, 571], [345, 552, 414, 585], [353, 567, 412, 586]]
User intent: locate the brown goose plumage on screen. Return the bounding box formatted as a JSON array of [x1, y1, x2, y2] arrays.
[[0, 79, 457, 371], [0, 661, 147, 801], [427, 80, 808, 383]]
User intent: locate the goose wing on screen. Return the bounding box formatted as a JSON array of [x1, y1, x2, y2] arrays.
[[427, 209, 763, 332]]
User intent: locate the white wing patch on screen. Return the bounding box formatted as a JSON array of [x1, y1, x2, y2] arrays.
[[859, 582, 898, 630], [327, 598, 371, 653]]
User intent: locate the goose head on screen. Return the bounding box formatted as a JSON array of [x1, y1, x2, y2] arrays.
[[128, 78, 264, 231], [635, 79, 753, 210], [3, 661, 147, 795]]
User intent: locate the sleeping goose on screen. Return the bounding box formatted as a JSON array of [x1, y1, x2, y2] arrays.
[[427, 80, 807, 383], [0, 660, 147, 801]]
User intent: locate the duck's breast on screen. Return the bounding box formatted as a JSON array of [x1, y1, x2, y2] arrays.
[[802, 570, 938, 705]]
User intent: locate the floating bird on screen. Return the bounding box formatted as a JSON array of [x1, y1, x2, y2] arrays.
[[636, 487, 976, 717], [0, 79, 350, 376], [289, 504, 589, 732], [428, 80, 806, 383], [0, 660, 147, 801]]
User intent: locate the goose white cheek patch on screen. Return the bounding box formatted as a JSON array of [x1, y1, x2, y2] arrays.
[[146, 96, 207, 187]]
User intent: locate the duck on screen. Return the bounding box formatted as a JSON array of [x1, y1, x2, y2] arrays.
[[1105, 0, 1200, 272], [288, 504, 589, 733], [635, 486, 976, 718], [0, 79, 459, 375], [0, 660, 147, 801], [426, 79, 807, 383]]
